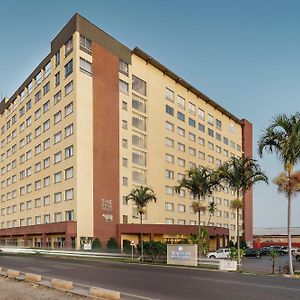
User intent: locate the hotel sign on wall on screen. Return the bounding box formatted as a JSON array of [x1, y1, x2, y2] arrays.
[[167, 244, 197, 267], [101, 199, 113, 222]]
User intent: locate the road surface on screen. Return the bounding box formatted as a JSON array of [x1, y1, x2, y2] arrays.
[[0, 254, 300, 299]]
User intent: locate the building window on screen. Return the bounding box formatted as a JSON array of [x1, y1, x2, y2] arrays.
[[43, 157, 50, 168], [177, 95, 185, 109], [43, 82, 50, 95], [177, 127, 185, 137], [54, 111, 62, 124], [44, 195, 50, 206], [54, 212, 62, 222], [80, 58, 92, 75], [165, 88, 174, 102], [65, 102, 73, 116], [119, 80, 129, 94], [35, 198, 42, 208], [43, 138, 50, 150], [122, 158, 128, 167], [165, 121, 174, 132], [54, 91, 61, 104], [80, 35, 92, 53], [65, 37, 73, 56], [208, 128, 214, 137], [188, 102, 196, 115], [165, 202, 174, 211], [54, 131, 62, 144], [65, 124, 73, 137], [198, 123, 205, 132], [189, 132, 196, 142], [65, 81, 73, 95], [216, 119, 222, 130], [177, 112, 185, 122], [166, 153, 174, 163], [166, 105, 174, 116], [65, 60, 73, 78], [165, 218, 174, 225], [65, 188, 74, 201], [54, 151, 62, 164], [55, 50, 60, 67], [54, 192, 62, 203], [132, 114, 146, 131], [165, 138, 174, 148], [178, 204, 186, 213], [43, 119, 50, 132], [165, 169, 174, 179], [119, 59, 128, 76], [35, 108, 41, 120], [199, 151, 205, 160], [65, 210, 74, 221], [55, 72, 60, 87], [132, 75, 146, 96], [65, 167, 74, 179], [132, 95, 146, 113], [44, 214, 51, 224], [189, 118, 196, 127], [178, 158, 185, 167], [65, 145, 74, 158], [178, 143, 185, 152], [122, 176, 128, 186], [165, 186, 174, 195]]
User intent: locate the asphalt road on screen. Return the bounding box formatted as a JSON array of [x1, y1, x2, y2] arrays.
[[1, 254, 300, 300]]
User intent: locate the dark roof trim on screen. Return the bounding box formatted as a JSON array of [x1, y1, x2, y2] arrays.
[[1, 13, 131, 115], [132, 47, 242, 125]]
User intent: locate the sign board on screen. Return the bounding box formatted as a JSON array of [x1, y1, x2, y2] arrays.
[[167, 244, 197, 267], [83, 243, 92, 251], [219, 259, 237, 271]]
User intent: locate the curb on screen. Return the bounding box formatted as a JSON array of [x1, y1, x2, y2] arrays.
[[0, 267, 121, 299]]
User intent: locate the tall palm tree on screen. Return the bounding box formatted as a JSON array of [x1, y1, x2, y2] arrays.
[[175, 166, 222, 257], [207, 201, 217, 225], [125, 186, 157, 262], [258, 113, 300, 275], [218, 156, 268, 267]]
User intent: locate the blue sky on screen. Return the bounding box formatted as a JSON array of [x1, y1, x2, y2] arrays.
[[1, 0, 300, 228]]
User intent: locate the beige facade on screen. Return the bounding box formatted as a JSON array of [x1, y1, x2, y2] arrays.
[[0, 14, 251, 249], [119, 53, 244, 240]]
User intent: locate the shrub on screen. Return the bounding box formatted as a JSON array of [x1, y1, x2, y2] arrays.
[[92, 238, 102, 250], [123, 239, 132, 254], [106, 237, 119, 250]]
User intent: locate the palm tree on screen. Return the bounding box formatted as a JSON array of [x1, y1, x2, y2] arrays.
[[175, 166, 222, 257], [125, 186, 157, 262], [258, 113, 300, 275], [218, 156, 268, 267], [207, 201, 217, 225], [269, 250, 279, 275]]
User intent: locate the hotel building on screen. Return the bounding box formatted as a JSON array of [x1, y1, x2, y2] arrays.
[[0, 14, 252, 250]]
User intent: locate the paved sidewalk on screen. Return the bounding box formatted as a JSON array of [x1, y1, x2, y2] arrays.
[[0, 276, 85, 300]]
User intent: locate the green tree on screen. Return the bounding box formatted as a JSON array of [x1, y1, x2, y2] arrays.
[[207, 201, 217, 225], [218, 155, 268, 267], [126, 186, 157, 262], [175, 166, 222, 258], [258, 113, 300, 275]]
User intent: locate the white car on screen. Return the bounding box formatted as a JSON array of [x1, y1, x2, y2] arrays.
[[292, 249, 300, 261], [207, 248, 230, 259]]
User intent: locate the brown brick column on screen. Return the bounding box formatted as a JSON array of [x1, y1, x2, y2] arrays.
[[241, 119, 253, 245], [92, 43, 120, 246]]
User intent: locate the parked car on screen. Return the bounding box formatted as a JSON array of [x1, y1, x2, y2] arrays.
[[207, 248, 230, 259], [244, 248, 261, 258], [280, 246, 289, 254], [259, 247, 270, 255], [292, 249, 300, 261], [269, 246, 285, 255]]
